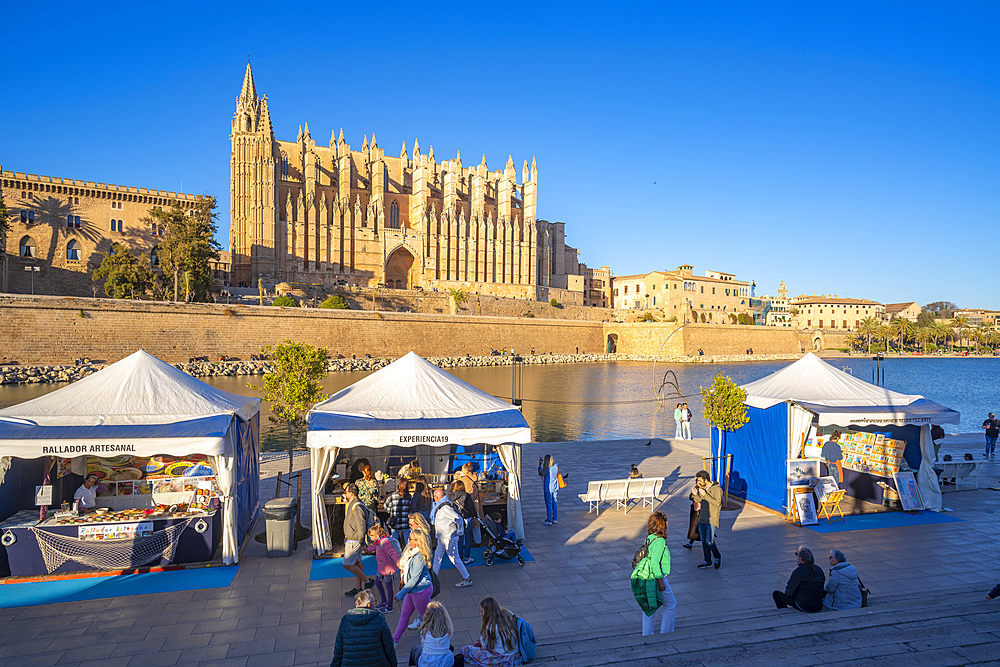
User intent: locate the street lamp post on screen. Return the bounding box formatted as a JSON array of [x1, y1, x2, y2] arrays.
[[24, 266, 40, 295]]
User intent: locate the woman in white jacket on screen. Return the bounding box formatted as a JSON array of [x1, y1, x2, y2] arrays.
[[823, 549, 863, 610]]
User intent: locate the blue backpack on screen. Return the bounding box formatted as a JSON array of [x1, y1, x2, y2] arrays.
[[516, 616, 536, 663]]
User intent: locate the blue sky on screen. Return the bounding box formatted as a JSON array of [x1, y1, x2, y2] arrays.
[[3, 2, 997, 309]]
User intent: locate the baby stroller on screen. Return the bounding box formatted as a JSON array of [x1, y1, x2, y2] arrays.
[[480, 516, 525, 566]]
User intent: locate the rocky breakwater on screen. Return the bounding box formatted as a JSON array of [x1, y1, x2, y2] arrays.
[[0, 352, 803, 386]]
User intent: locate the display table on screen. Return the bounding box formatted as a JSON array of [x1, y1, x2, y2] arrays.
[[0, 509, 221, 576]]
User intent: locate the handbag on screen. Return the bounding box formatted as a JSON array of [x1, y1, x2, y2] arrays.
[[557, 473, 567, 489], [858, 578, 870, 607]]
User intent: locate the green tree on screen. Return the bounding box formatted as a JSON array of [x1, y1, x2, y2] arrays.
[[856, 316, 879, 354], [924, 301, 957, 319], [700, 373, 749, 505], [950, 315, 971, 351], [319, 294, 349, 309], [637, 312, 657, 322], [143, 195, 221, 302], [248, 341, 328, 476], [273, 295, 300, 307], [447, 288, 468, 309], [92, 243, 157, 299]]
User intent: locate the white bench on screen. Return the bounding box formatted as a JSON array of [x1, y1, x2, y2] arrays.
[[579, 477, 664, 515], [937, 460, 986, 490]]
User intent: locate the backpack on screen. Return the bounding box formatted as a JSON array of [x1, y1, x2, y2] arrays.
[[387, 534, 403, 560], [516, 616, 536, 663], [632, 538, 650, 570], [353, 501, 377, 545]]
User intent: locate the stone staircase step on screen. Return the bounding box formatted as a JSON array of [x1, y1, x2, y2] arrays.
[[533, 586, 997, 665]]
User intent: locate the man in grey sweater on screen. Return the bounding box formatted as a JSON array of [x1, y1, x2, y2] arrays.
[[342, 484, 373, 596]]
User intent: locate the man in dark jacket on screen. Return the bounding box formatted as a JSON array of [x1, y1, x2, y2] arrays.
[[330, 590, 397, 667], [772, 546, 826, 612]]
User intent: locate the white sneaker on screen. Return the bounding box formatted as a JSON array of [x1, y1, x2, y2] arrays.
[[543, 520, 552, 526], [455, 578, 473, 587], [407, 617, 421, 630], [462, 557, 475, 564]]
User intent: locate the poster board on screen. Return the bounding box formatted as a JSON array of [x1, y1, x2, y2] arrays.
[[816, 476, 839, 504], [893, 471, 924, 511], [794, 490, 819, 526], [787, 459, 820, 487]]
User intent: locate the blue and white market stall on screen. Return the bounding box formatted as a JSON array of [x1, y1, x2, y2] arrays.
[[0, 350, 260, 576], [711, 353, 959, 515], [307, 352, 531, 555]]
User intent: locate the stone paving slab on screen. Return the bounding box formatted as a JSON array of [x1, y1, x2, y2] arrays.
[[4, 435, 1000, 666]]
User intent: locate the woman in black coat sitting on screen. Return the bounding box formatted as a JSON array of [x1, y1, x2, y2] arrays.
[[772, 546, 826, 613]]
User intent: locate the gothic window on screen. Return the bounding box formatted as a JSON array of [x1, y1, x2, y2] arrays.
[[151, 223, 157, 234], [389, 201, 400, 229], [244, 113, 253, 132], [150, 246, 159, 267], [19, 236, 36, 258], [280, 153, 289, 179], [315, 157, 322, 184], [67, 215, 74, 228], [66, 240, 81, 261], [74, 216, 81, 228]]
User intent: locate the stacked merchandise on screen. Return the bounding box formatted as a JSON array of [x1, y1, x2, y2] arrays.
[[838, 432, 905, 476]]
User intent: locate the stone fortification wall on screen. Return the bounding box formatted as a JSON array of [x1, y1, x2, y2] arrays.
[[0, 295, 605, 365], [683, 324, 804, 356]]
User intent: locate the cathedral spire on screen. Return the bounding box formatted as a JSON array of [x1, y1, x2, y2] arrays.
[[338, 128, 345, 147], [362, 134, 368, 153], [238, 63, 257, 105], [401, 141, 408, 160], [531, 156, 537, 182], [303, 122, 311, 140]]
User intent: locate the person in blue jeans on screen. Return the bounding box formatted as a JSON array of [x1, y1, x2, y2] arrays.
[[538, 454, 567, 526], [693, 470, 722, 569], [983, 413, 999, 457]]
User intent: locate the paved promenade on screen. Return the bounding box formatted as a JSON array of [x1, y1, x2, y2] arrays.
[[1, 433, 999, 666]]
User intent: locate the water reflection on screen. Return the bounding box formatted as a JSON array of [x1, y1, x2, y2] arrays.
[[1, 357, 996, 450]]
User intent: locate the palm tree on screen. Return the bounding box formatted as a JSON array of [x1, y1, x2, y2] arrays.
[[913, 327, 931, 354], [876, 324, 892, 353], [950, 316, 970, 351], [856, 316, 880, 355], [892, 318, 913, 353]]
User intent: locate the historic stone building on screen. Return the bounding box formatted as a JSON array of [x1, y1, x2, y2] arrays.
[[1, 166, 197, 296], [611, 265, 753, 323], [229, 65, 583, 301], [790, 294, 886, 330]]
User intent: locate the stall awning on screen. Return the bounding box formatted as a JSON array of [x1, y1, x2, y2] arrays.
[[307, 352, 530, 448], [0, 415, 234, 458], [0, 349, 259, 427], [795, 399, 961, 427]]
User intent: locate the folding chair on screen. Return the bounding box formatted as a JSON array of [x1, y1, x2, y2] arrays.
[[818, 490, 846, 524]]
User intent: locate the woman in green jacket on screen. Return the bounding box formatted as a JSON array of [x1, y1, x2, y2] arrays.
[[631, 511, 676, 635]]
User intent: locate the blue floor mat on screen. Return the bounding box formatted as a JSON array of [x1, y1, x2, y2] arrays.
[[805, 510, 963, 533], [310, 548, 534, 581], [0, 565, 239, 609]]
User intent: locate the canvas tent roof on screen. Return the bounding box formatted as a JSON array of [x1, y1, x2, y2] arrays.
[[307, 351, 530, 448], [741, 353, 960, 426], [0, 350, 260, 458]]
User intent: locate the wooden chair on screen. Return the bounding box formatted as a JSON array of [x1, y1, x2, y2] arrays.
[[818, 490, 846, 524]]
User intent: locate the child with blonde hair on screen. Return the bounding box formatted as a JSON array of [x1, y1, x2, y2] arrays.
[[408, 601, 459, 667], [364, 523, 401, 613]]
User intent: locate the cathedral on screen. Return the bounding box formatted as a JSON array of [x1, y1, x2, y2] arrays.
[[229, 65, 583, 300]]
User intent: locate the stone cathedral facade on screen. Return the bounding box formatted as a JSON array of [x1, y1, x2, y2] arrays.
[[229, 65, 583, 300]]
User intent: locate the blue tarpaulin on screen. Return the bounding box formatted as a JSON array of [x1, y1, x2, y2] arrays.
[[712, 403, 788, 513]]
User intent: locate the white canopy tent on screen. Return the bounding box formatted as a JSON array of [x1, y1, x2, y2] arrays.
[[0, 350, 261, 564], [307, 352, 531, 555], [739, 353, 960, 511]]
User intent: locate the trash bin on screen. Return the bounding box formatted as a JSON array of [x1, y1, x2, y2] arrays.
[[263, 497, 296, 557]]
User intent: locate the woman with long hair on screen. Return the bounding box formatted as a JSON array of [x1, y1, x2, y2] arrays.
[[412, 475, 434, 520], [631, 511, 676, 635], [393, 530, 435, 645], [538, 454, 560, 525], [410, 601, 459, 667], [461, 596, 520, 667]]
